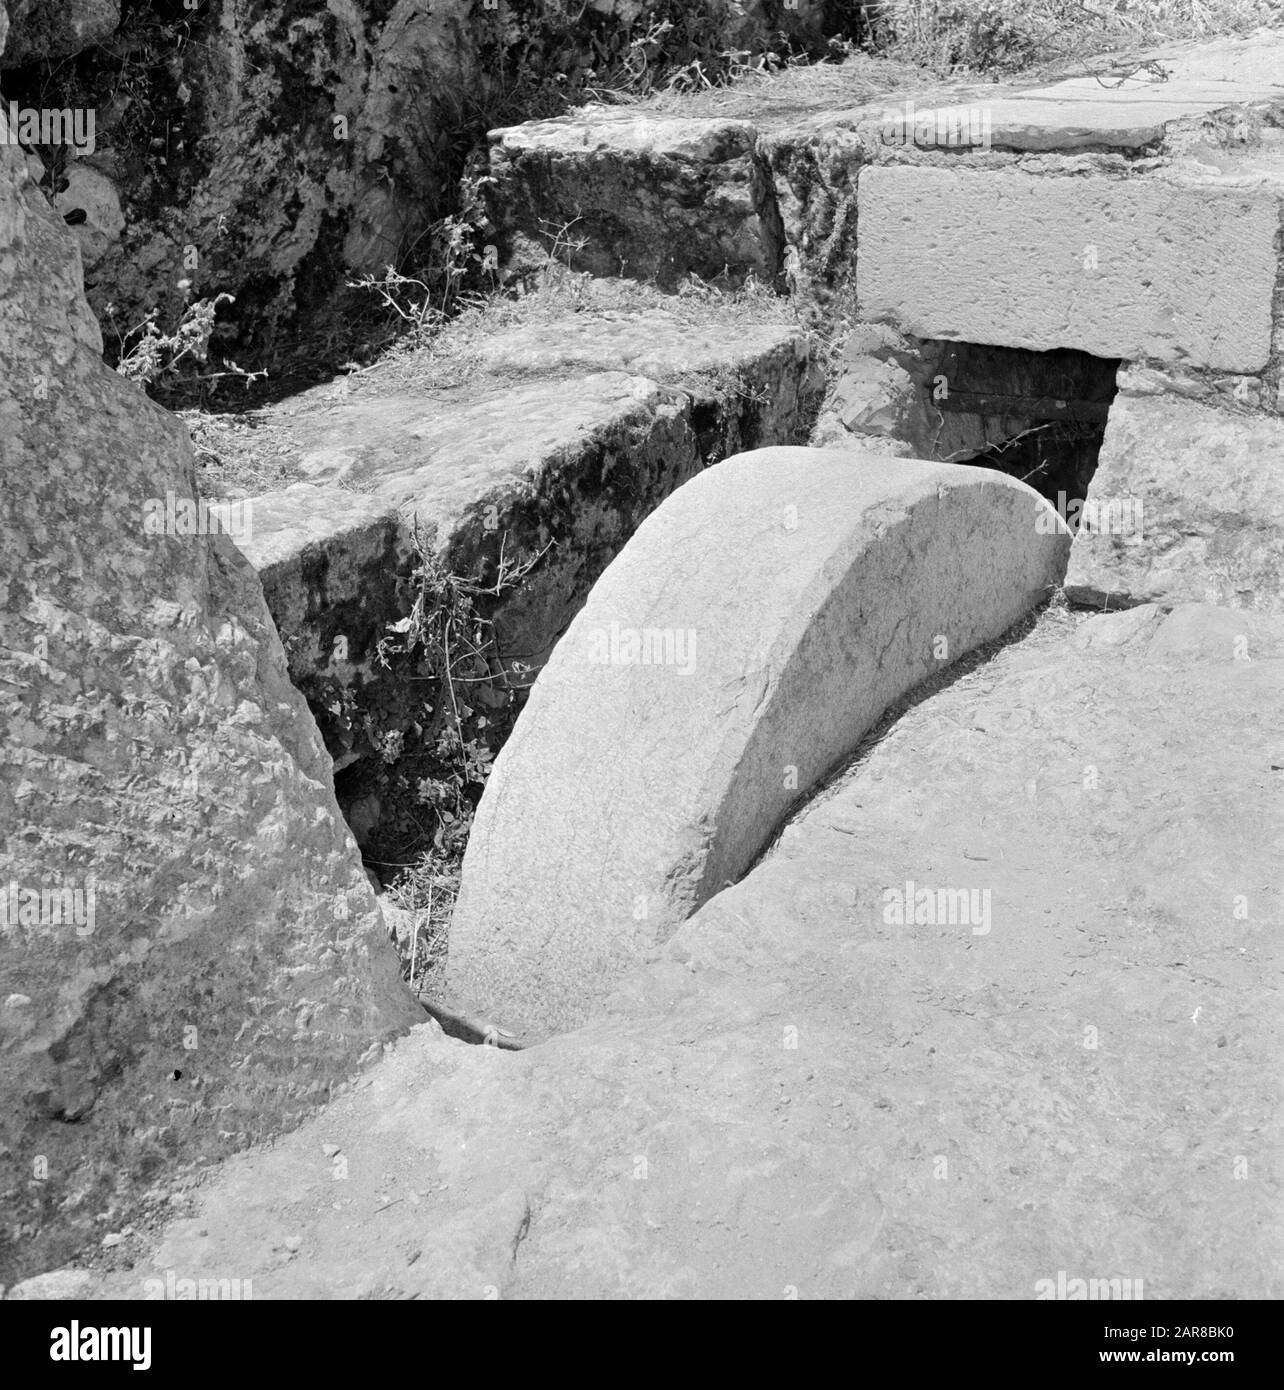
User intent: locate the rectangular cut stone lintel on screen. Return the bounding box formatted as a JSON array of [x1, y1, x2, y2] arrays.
[[857, 165, 1280, 373]]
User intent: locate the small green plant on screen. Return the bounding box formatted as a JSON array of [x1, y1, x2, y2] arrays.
[[320, 676, 366, 758], [587, 16, 677, 99], [374, 526, 548, 938], [386, 853, 457, 992], [346, 265, 447, 338], [350, 196, 501, 344], [107, 291, 265, 396], [526, 217, 592, 295], [867, 0, 1048, 70], [664, 40, 793, 94]]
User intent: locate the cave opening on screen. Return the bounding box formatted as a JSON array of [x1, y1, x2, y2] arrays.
[[926, 341, 1121, 531]]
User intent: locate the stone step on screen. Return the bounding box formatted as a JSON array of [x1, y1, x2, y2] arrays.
[[482, 32, 1284, 617], [220, 285, 823, 844], [487, 32, 1284, 294]]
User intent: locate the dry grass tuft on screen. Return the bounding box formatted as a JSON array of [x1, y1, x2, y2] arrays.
[[868, 0, 1284, 76]]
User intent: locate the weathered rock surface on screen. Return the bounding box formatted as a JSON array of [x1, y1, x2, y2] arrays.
[[50, 162, 123, 271], [1065, 380, 1284, 611], [4, 1266, 95, 1299], [489, 112, 784, 289], [448, 446, 1070, 1036], [856, 165, 1279, 374], [70, 602, 1283, 1300], [0, 0, 118, 68], [229, 293, 822, 836], [811, 323, 934, 453], [930, 34, 1284, 153], [0, 106, 418, 1284]]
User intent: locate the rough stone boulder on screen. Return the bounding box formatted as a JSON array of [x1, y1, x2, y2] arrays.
[[0, 113, 419, 1284], [447, 446, 1070, 1036], [1065, 373, 1284, 612], [0, 0, 118, 68], [50, 163, 124, 273]]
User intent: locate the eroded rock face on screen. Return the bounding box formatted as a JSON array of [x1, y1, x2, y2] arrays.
[[488, 111, 785, 290], [1065, 374, 1284, 611], [0, 104, 419, 1282], [0, 0, 118, 68], [1, 0, 833, 365], [51, 162, 123, 271]]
